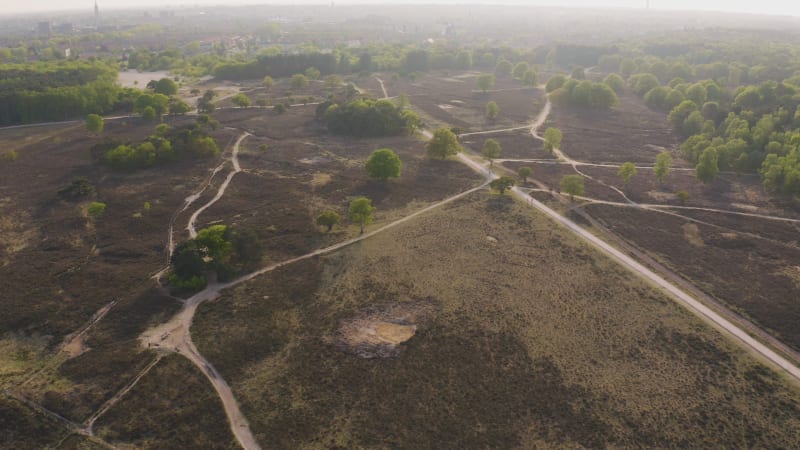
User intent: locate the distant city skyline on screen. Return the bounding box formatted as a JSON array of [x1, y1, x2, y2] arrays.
[[3, 0, 800, 17]]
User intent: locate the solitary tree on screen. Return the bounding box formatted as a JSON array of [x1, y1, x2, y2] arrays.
[[365, 148, 402, 181], [618, 162, 637, 187], [154, 78, 178, 96], [477, 73, 496, 93], [560, 175, 585, 201], [349, 197, 375, 234], [291, 73, 309, 89], [676, 190, 690, 204], [518, 166, 533, 184], [87, 201, 107, 218], [523, 69, 538, 87], [512, 62, 530, 80], [262, 76, 275, 90], [231, 93, 252, 108], [543, 127, 563, 153], [316, 210, 341, 232], [654, 151, 673, 184], [486, 101, 500, 120], [86, 114, 104, 135], [426, 128, 463, 159], [490, 176, 516, 195], [695, 147, 719, 184], [482, 139, 502, 167]]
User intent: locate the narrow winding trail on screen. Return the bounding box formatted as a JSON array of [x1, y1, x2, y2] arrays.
[[140, 120, 489, 448], [187, 132, 249, 238]]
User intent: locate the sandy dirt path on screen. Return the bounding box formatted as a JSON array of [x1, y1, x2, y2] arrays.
[[416, 81, 800, 382]]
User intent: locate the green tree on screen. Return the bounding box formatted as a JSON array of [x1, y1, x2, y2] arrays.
[[291, 73, 309, 89], [86, 114, 104, 135], [426, 128, 463, 159], [305, 67, 321, 80], [170, 240, 206, 289], [518, 166, 532, 184], [154, 78, 178, 96], [231, 93, 252, 108], [477, 73, 495, 92], [87, 201, 106, 218], [618, 162, 637, 187], [668, 100, 698, 129], [543, 127, 563, 153], [365, 148, 402, 181], [155, 123, 169, 136], [349, 197, 375, 234], [523, 69, 538, 87], [142, 106, 157, 121], [676, 190, 690, 204], [169, 98, 191, 115], [274, 103, 288, 114], [696, 147, 720, 184], [262, 76, 275, 90], [482, 139, 502, 167], [485, 101, 500, 120], [316, 210, 341, 232], [490, 176, 516, 195], [603, 73, 625, 94], [654, 151, 673, 184], [512, 62, 530, 79], [560, 175, 585, 201]]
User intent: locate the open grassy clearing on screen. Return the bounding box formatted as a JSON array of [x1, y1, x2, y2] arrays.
[[93, 354, 237, 449], [193, 191, 800, 448], [389, 72, 545, 131], [586, 204, 800, 352], [549, 92, 683, 164]]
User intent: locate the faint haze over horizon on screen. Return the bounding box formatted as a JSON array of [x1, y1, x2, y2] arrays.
[[3, 0, 800, 17]]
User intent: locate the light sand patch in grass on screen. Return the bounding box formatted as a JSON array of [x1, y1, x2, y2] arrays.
[[682, 223, 704, 247]]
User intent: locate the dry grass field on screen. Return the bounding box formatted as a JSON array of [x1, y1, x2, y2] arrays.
[[193, 191, 800, 449]]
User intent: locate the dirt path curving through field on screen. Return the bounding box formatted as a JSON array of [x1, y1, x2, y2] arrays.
[[186, 132, 249, 238], [419, 85, 800, 382]]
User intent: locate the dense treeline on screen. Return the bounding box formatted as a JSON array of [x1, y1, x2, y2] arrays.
[[213, 52, 341, 80], [318, 98, 421, 137], [0, 60, 130, 126], [595, 33, 800, 197], [0, 60, 116, 94]]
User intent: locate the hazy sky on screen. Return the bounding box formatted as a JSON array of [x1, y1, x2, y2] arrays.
[[6, 0, 800, 17]]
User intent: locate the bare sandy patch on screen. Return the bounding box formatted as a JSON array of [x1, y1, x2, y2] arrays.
[[337, 302, 434, 358], [311, 172, 332, 187], [682, 223, 704, 247]]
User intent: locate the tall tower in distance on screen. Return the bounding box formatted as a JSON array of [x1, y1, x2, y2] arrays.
[[94, 0, 99, 28]]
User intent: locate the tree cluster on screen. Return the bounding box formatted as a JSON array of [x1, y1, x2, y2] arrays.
[[94, 125, 220, 171], [321, 98, 421, 137], [549, 79, 618, 109], [170, 225, 264, 289]]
